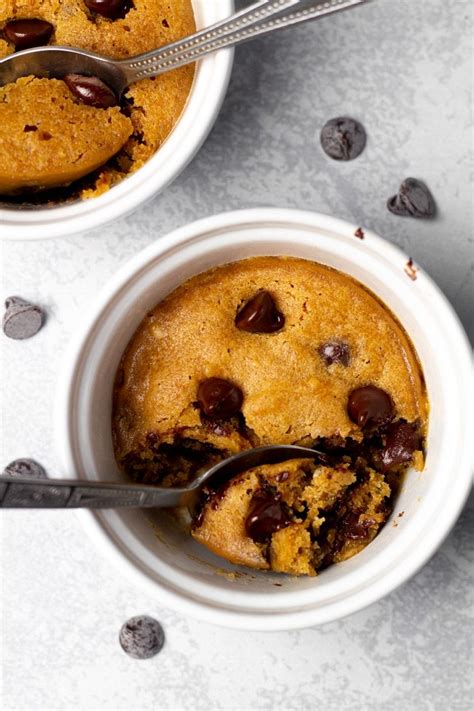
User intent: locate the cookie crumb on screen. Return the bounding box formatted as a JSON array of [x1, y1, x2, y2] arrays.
[[404, 259, 418, 281]]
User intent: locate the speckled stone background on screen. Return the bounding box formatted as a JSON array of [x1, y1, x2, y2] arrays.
[[1, 1, 473, 709]]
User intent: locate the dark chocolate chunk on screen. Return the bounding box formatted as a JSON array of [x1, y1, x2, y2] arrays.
[[318, 340, 350, 366], [354, 227, 365, 239], [387, 178, 435, 218], [320, 117, 366, 161], [2, 458, 47, 479], [235, 291, 284, 333], [4, 19, 53, 50], [381, 421, 421, 470], [84, 0, 132, 19], [197, 378, 243, 420], [64, 74, 118, 108], [245, 489, 292, 543], [340, 510, 376, 540], [119, 616, 164, 659], [2, 296, 44, 340], [348, 385, 394, 428]]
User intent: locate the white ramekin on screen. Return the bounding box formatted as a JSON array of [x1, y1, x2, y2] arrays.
[[0, 1, 234, 241], [56, 208, 473, 631]]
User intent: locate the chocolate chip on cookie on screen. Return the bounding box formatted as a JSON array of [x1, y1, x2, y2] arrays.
[[85, 0, 132, 20], [381, 421, 421, 469], [318, 340, 350, 366], [64, 74, 118, 108], [197, 378, 243, 419], [348, 385, 394, 428], [4, 19, 53, 51], [245, 489, 292, 543], [235, 291, 285, 333]]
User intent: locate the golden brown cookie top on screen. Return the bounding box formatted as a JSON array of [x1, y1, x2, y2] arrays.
[[0, 2, 195, 59], [113, 257, 428, 460]]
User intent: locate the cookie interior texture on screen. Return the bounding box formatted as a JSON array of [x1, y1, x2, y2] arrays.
[[112, 256, 428, 576], [0, 1, 195, 199]]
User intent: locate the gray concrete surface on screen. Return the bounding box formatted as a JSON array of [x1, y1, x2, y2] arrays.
[[1, 0, 473, 708]]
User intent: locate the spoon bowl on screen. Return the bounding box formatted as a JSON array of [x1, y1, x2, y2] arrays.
[[0, 46, 128, 96]]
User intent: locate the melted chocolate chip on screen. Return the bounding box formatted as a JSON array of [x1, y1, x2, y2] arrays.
[[387, 178, 435, 218], [64, 74, 118, 108], [320, 117, 366, 161], [235, 291, 284, 333], [318, 340, 350, 366], [85, 0, 132, 19], [275, 471, 290, 483], [245, 489, 292, 543], [119, 616, 164, 659], [381, 421, 421, 470], [340, 510, 376, 540], [348, 385, 394, 429], [4, 19, 53, 50], [197, 378, 243, 419]]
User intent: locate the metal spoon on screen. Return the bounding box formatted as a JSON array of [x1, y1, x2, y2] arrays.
[[0, 445, 325, 509], [0, 0, 372, 94]]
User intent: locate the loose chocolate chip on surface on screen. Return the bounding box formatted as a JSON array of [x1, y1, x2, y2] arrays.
[[85, 0, 132, 20], [348, 385, 394, 428], [354, 227, 365, 239], [246, 490, 292, 543], [381, 421, 421, 470], [2, 296, 44, 340], [119, 616, 164, 660], [4, 19, 53, 50], [197, 378, 243, 419], [235, 291, 285, 333], [319, 340, 350, 366], [2, 458, 47, 479], [387, 177, 435, 218], [64, 74, 118, 108], [320, 117, 366, 161]]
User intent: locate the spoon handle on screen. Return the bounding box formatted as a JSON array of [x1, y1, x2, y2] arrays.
[[122, 0, 371, 83], [0, 477, 185, 509]]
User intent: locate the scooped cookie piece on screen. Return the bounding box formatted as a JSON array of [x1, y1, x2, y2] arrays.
[[192, 458, 391, 576], [0, 77, 133, 194]]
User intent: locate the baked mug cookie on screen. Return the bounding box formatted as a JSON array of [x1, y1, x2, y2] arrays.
[[0, 1, 195, 198], [112, 257, 428, 576]]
